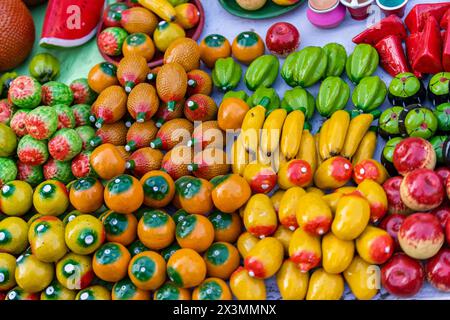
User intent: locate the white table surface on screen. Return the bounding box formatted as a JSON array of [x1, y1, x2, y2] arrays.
[[206, 0, 450, 300]]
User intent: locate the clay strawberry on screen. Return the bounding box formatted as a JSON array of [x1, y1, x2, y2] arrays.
[[71, 150, 97, 179], [48, 128, 83, 161], [75, 126, 96, 150], [72, 104, 92, 127], [9, 109, 30, 137], [0, 99, 15, 125], [183, 94, 217, 122], [25, 106, 58, 140], [41, 81, 74, 106], [8, 76, 42, 109], [17, 135, 49, 165], [17, 160, 44, 187], [70, 78, 98, 105], [0, 157, 17, 186], [125, 120, 158, 152], [43, 158, 75, 184], [54, 104, 76, 129]]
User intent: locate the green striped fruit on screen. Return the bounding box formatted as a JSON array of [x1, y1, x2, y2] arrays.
[[70, 78, 98, 105], [98, 27, 129, 57], [17, 135, 49, 166], [17, 161, 44, 187], [48, 128, 82, 161], [8, 76, 42, 109], [42, 81, 74, 106], [0, 158, 17, 186], [72, 104, 92, 127], [43, 159, 75, 184], [25, 106, 58, 140], [54, 104, 76, 129]]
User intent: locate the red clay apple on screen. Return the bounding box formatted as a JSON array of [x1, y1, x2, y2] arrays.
[[383, 176, 411, 215], [381, 253, 424, 297], [380, 214, 406, 251], [436, 167, 450, 186], [400, 169, 444, 211], [266, 22, 300, 57], [393, 137, 436, 176], [426, 248, 450, 292], [431, 204, 450, 229], [398, 213, 444, 259]]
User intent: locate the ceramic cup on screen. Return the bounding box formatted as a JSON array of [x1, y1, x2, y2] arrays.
[[307, 2, 346, 29], [340, 0, 375, 20], [376, 0, 408, 18]]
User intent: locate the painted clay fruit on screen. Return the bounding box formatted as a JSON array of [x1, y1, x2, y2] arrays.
[[54, 104, 76, 129], [150, 118, 193, 151], [187, 69, 213, 96], [379, 214, 406, 251], [127, 83, 159, 123], [120, 7, 158, 34], [89, 121, 128, 148], [183, 94, 217, 122], [355, 226, 394, 265], [0, 0, 35, 72], [232, 31, 265, 65], [98, 27, 128, 57], [426, 248, 450, 292], [25, 106, 58, 140], [43, 159, 75, 184], [125, 121, 158, 152], [199, 34, 231, 69], [156, 62, 188, 112], [398, 213, 444, 260], [91, 85, 127, 128], [17, 135, 48, 166], [210, 174, 251, 213], [87, 62, 119, 94], [400, 169, 444, 211], [0, 99, 15, 125], [8, 76, 41, 109], [90, 144, 126, 180], [140, 170, 175, 208], [393, 137, 436, 175], [117, 54, 150, 93], [41, 81, 73, 106], [383, 176, 411, 215], [71, 150, 95, 179], [48, 129, 83, 162], [126, 147, 163, 177], [69, 177, 104, 213], [33, 180, 69, 216], [188, 148, 230, 181], [164, 38, 201, 72], [104, 174, 144, 214], [10, 109, 29, 137], [160, 145, 192, 180], [266, 22, 300, 57], [70, 78, 97, 105], [0, 123, 17, 157], [381, 253, 424, 297]]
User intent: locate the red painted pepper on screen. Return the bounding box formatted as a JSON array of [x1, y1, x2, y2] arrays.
[[352, 15, 406, 45], [441, 9, 450, 29], [405, 33, 423, 78], [410, 15, 443, 75], [374, 35, 410, 77], [405, 3, 450, 33], [443, 29, 450, 72]]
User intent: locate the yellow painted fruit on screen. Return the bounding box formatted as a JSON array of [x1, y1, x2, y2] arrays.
[[65, 215, 105, 255], [75, 285, 111, 300], [276, 260, 309, 300], [33, 180, 69, 216], [230, 267, 266, 300], [192, 277, 232, 300], [306, 268, 344, 300], [56, 253, 94, 290], [332, 193, 370, 241], [40, 281, 76, 300], [28, 216, 67, 262], [153, 21, 185, 52], [244, 237, 283, 279], [321, 232, 354, 274], [0, 180, 33, 216], [0, 252, 17, 291], [15, 251, 54, 293], [344, 256, 379, 300], [0, 217, 28, 254]]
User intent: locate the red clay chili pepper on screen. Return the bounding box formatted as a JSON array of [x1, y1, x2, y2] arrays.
[[441, 9, 450, 29], [443, 29, 450, 72], [405, 33, 423, 78], [374, 35, 410, 78], [405, 2, 450, 33], [352, 15, 406, 45], [410, 15, 443, 75]]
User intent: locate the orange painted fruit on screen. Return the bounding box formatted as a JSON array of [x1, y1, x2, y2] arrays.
[[127, 83, 159, 123], [232, 31, 265, 65], [167, 248, 206, 288], [199, 34, 231, 69], [120, 7, 158, 34], [123, 33, 156, 62], [137, 209, 175, 250], [217, 97, 249, 130], [164, 38, 201, 72], [211, 174, 251, 213], [69, 177, 104, 213], [175, 176, 214, 215], [90, 143, 126, 180], [93, 242, 131, 282], [87, 62, 119, 94], [140, 170, 175, 208], [104, 174, 144, 214], [175, 214, 214, 252]]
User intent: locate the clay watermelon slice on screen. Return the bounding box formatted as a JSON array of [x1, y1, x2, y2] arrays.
[[0, 157, 17, 187], [48, 128, 82, 161], [70, 78, 98, 105], [43, 158, 75, 184], [17, 160, 44, 187], [40, 0, 105, 48], [17, 134, 49, 165], [8, 76, 42, 109], [25, 106, 58, 140], [42, 81, 74, 106]]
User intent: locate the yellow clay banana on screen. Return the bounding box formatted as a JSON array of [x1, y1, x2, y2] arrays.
[[241, 105, 266, 154], [280, 110, 304, 160], [232, 136, 249, 176], [260, 108, 287, 157], [138, 0, 176, 22], [326, 110, 350, 156], [351, 131, 377, 166], [318, 119, 331, 160], [340, 113, 373, 159], [296, 129, 317, 174]]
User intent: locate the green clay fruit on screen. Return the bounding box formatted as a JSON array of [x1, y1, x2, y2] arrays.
[[17, 135, 49, 166], [71, 150, 97, 179], [430, 135, 447, 164], [25, 106, 58, 140], [28, 53, 60, 84], [8, 76, 42, 109], [381, 137, 403, 176], [71, 104, 92, 127], [75, 126, 96, 150], [43, 158, 75, 184], [345, 44, 379, 84], [70, 78, 98, 105], [398, 105, 438, 139], [316, 76, 350, 117], [247, 87, 280, 114], [388, 72, 426, 107], [434, 103, 450, 132], [281, 87, 315, 120], [0, 72, 17, 99], [48, 128, 82, 161], [428, 72, 450, 106], [352, 76, 387, 112], [323, 43, 347, 78], [378, 106, 404, 139], [0, 123, 17, 157], [41, 81, 74, 106], [17, 161, 44, 187], [0, 158, 17, 186], [0, 99, 15, 125], [54, 104, 76, 129], [98, 27, 129, 57], [128, 240, 149, 257], [10, 109, 30, 137]]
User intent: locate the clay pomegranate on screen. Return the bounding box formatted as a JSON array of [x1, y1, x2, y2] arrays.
[[91, 85, 127, 128], [383, 176, 411, 215], [117, 54, 150, 93], [125, 120, 158, 152], [381, 253, 424, 297], [393, 137, 436, 175], [400, 169, 444, 211], [89, 121, 128, 148], [398, 213, 444, 260], [379, 214, 406, 251], [426, 248, 450, 292], [436, 167, 450, 186], [127, 83, 159, 122]]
